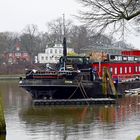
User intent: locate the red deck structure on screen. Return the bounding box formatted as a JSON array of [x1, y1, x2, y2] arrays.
[[92, 50, 140, 82]]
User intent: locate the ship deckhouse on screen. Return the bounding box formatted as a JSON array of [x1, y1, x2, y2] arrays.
[[92, 50, 140, 81]]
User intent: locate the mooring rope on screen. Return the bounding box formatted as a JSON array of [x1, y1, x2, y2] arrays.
[[68, 81, 81, 99], [79, 84, 87, 99], [80, 82, 90, 98], [79, 82, 89, 105], [67, 79, 89, 105]]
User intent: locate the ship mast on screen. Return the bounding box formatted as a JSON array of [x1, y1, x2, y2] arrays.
[[62, 14, 67, 70]]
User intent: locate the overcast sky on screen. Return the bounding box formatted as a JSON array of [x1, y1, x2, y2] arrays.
[[0, 0, 140, 49], [0, 0, 80, 32]]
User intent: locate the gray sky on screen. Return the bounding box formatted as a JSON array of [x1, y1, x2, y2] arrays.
[[0, 0, 80, 32], [0, 0, 140, 49]]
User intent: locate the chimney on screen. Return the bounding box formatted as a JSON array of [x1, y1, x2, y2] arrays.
[[63, 37, 67, 57]]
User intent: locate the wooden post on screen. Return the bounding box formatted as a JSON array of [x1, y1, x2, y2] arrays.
[[102, 67, 118, 97], [0, 135, 6, 140], [0, 95, 6, 135], [136, 136, 140, 140], [102, 69, 108, 96]]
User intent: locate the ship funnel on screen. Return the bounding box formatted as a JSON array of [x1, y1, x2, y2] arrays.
[[63, 37, 67, 57], [62, 14, 67, 70]]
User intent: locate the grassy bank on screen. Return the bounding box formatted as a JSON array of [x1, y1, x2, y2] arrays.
[[0, 74, 25, 80]]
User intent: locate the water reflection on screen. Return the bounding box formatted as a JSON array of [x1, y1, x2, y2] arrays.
[[0, 81, 140, 140], [20, 105, 118, 125], [19, 96, 140, 140], [19, 105, 117, 140]]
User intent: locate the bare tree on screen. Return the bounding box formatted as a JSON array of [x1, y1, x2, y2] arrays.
[[21, 24, 39, 63], [0, 32, 18, 63], [77, 0, 140, 33], [0, 32, 18, 51], [69, 25, 89, 53], [47, 18, 63, 44], [47, 17, 73, 45]]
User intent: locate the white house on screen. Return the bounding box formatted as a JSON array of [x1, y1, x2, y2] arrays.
[[37, 44, 74, 64]]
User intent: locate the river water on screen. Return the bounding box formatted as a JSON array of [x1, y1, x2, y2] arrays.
[[0, 80, 140, 140]]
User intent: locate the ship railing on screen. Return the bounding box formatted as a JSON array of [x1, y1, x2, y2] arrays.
[[20, 78, 66, 85], [29, 69, 80, 76]]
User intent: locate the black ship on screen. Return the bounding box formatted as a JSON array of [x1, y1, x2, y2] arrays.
[[19, 37, 120, 100], [19, 55, 107, 100]]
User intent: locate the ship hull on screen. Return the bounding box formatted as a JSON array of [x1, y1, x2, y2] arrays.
[[19, 79, 105, 99], [19, 78, 140, 100]]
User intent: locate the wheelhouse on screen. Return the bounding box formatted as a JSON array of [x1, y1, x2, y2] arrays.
[[59, 56, 91, 70]]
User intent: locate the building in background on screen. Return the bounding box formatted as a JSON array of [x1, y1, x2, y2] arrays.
[[3, 42, 31, 64], [37, 44, 74, 64]]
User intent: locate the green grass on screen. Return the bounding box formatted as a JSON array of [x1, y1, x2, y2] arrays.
[[0, 74, 25, 80], [136, 136, 140, 140]]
